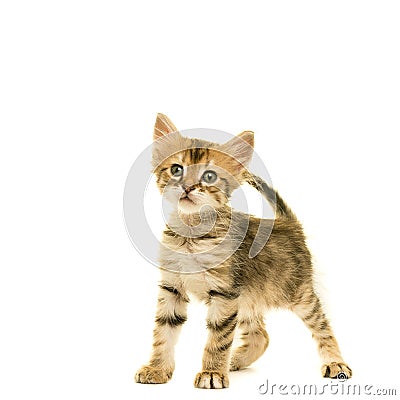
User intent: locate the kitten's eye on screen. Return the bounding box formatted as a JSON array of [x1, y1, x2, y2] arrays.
[[170, 164, 183, 177], [202, 170, 218, 184]]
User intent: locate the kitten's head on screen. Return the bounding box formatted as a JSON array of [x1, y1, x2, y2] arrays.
[[152, 114, 254, 214]]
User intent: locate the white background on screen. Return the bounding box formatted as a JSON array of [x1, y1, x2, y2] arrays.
[[1, 1, 399, 399]]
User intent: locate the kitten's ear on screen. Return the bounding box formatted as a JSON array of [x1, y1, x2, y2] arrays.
[[154, 113, 178, 141], [236, 130, 254, 149], [221, 131, 254, 168]]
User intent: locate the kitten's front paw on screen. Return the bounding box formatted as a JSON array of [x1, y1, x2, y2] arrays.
[[135, 365, 172, 384], [322, 362, 352, 379], [194, 370, 229, 389]]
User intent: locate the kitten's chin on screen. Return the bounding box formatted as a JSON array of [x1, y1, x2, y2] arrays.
[[177, 199, 222, 215], [178, 197, 201, 214]]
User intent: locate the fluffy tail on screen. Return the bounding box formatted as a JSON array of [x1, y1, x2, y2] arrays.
[[244, 173, 296, 220]]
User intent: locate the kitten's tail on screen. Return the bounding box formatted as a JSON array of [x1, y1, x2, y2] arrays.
[[245, 173, 296, 220]]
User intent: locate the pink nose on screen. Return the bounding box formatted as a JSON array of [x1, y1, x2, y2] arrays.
[[183, 185, 195, 194]]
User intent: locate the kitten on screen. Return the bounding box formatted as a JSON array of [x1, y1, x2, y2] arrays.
[[135, 113, 352, 389]]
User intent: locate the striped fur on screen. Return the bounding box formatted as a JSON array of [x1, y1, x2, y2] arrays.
[[135, 114, 352, 388]]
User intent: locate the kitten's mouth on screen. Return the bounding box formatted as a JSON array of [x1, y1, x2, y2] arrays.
[[180, 193, 195, 204]]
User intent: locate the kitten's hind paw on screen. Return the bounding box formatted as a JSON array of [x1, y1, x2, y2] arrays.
[[194, 370, 229, 389], [135, 365, 172, 384], [322, 362, 352, 379], [230, 357, 245, 371]]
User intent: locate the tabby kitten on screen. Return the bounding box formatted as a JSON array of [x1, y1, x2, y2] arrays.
[[135, 113, 352, 389]]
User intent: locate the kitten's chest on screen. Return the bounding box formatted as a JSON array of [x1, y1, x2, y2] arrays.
[[180, 272, 211, 300], [159, 234, 231, 274], [162, 261, 228, 301]]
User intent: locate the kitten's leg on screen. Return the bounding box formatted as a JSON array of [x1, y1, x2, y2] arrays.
[[230, 316, 269, 371], [293, 291, 352, 379], [135, 283, 189, 384], [194, 295, 238, 389]]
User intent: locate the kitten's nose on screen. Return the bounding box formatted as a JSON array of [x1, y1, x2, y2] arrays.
[[183, 184, 195, 194]]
